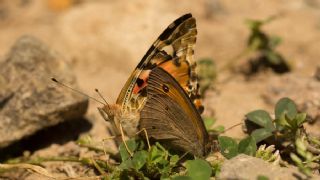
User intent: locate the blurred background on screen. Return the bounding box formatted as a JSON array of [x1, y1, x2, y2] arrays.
[[0, 0, 320, 158]]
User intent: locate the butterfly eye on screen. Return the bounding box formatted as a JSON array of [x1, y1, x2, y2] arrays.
[[162, 84, 169, 93]]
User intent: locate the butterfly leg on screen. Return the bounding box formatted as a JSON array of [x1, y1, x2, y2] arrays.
[[119, 123, 134, 157], [102, 136, 117, 159], [135, 128, 151, 151]]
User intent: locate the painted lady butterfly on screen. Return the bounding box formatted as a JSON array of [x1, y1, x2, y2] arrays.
[[99, 14, 210, 157]]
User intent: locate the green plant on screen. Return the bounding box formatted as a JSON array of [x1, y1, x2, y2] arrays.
[[244, 97, 306, 144], [244, 97, 320, 176], [172, 159, 212, 180], [204, 117, 225, 135], [220, 15, 290, 75], [218, 136, 257, 159], [290, 136, 320, 176], [244, 16, 290, 74], [255, 144, 281, 165], [110, 139, 214, 179]]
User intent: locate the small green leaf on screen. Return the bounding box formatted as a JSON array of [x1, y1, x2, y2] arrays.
[[149, 145, 164, 163], [160, 165, 171, 178], [257, 175, 269, 180], [218, 136, 239, 159], [296, 138, 307, 152], [185, 159, 212, 180], [290, 153, 302, 164], [275, 98, 297, 120], [251, 128, 273, 143], [246, 19, 263, 31], [275, 113, 291, 128], [295, 113, 307, 127], [170, 155, 179, 166], [269, 36, 282, 48], [238, 136, 257, 156], [119, 159, 133, 170], [286, 114, 298, 130], [266, 51, 282, 65], [212, 125, 225, 133], [246, 110, 275, 131], [132, 150, 148, 170], [119, 139, 137, 161], [204, 117, 215, 129], [76, 135, 92, 145], [158, 158, 169, 166], [172, 176, 193, 180]]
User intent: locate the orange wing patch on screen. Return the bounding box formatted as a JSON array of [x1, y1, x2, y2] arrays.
[[132, 70, 150, 94], [159, 60, 189, 92]]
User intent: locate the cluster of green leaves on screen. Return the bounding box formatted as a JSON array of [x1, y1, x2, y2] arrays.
[[244, 97, 320, 176], [245, 97, 306, 144], [218, 136, 256, 159], [215, 97, 320, 177], [290, 137, 319, 176], [109, 139, 213, 180], [217, 136, 280, 167], [245, 16, 290, 74]]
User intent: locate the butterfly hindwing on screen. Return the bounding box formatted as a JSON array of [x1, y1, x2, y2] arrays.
[[139, 67, 209, 157]]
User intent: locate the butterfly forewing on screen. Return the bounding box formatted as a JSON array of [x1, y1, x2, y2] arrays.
[[140, 67, 209, 157], [116, 13, 203, 114]]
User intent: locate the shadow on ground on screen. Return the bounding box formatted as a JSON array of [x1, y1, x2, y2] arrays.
[[0, 118, 92, 162]]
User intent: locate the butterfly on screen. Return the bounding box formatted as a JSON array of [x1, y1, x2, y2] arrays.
[[99, 13, 210, 157]]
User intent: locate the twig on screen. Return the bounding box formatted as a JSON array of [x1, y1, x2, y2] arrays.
[[78, 141, 120, 161]]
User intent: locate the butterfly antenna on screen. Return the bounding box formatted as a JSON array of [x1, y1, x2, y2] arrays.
[[95, 88, 110, 109], [222, 122, 243, 133], [51, 78, 106, 106]]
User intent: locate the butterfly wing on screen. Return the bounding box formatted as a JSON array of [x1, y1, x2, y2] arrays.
[[116, 13, 203, 114], [139, 67, 209, 157]]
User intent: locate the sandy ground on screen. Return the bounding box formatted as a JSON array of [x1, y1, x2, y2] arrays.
[[0, 0, 320, 177]]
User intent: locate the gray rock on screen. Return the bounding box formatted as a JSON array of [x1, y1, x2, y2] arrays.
[[217, 154, 318, 180], [0, 35, 88, 148]]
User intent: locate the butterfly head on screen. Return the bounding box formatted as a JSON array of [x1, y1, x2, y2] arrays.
[[98, 104, 122, 135]]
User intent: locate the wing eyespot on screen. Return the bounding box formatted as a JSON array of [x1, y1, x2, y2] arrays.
[[136, 78, 144, 87], [162, 84, 169, 93]]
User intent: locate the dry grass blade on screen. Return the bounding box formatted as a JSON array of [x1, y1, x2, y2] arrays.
[[0, 163, 103, 180], [0, 163, 55, 179]]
